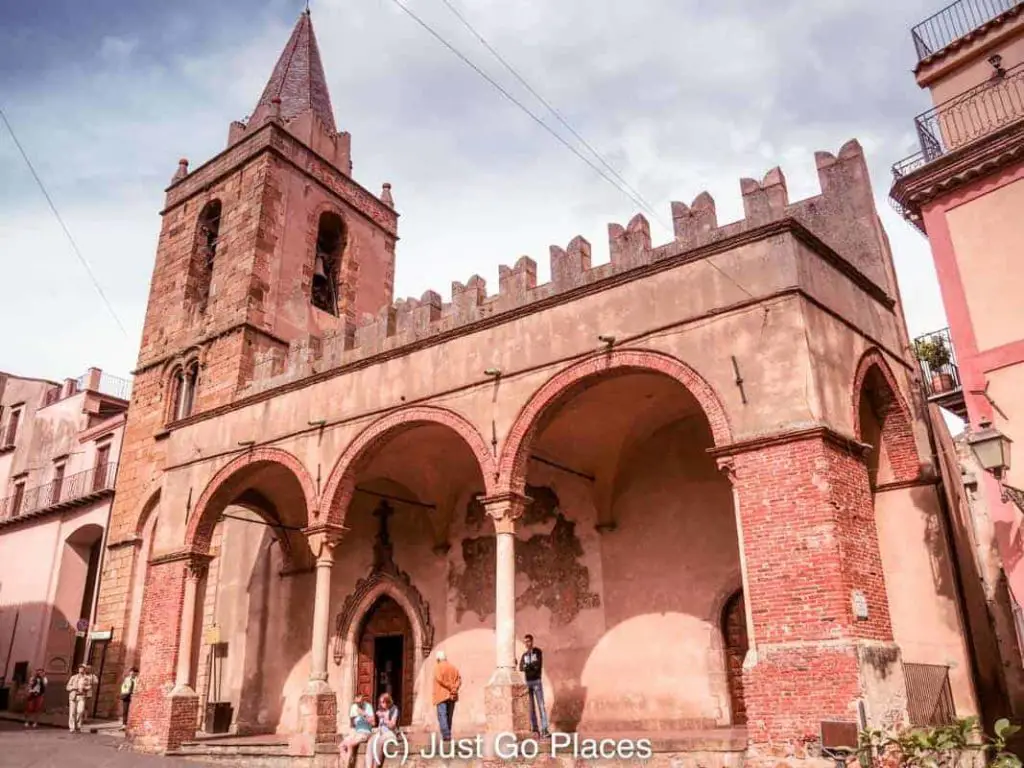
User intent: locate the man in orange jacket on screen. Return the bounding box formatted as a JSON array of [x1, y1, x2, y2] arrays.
[[432, 650, 461, 741]]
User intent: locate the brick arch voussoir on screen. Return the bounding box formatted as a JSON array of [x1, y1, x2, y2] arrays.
[[185, 447, 318, 554], [131, 480, 164, 540], [498, 348, 733, 494], [319, 406, 496, 528], [852, 348, 921, 484]]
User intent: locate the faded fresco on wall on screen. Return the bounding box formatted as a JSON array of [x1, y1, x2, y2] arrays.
[[451, 484, 599, 625]]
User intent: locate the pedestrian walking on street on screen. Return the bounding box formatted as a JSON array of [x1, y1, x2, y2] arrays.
[[519, 634, 549, 737], [66, 665, 90, 733], [432, 650, 461, 742], [24, 668, 47, 728], [119, 667, 138, 729]]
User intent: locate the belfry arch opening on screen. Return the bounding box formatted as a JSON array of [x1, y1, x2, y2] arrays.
[[189, 200, 221, 311], [311, 212, 345, 316]]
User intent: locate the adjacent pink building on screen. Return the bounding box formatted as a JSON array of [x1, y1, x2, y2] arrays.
[[0, 368, 129, 714], [890, 0, 1024, 703]]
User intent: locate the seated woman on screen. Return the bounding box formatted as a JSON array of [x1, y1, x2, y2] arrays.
[[339, 693, 375, 768], [366, 693, 400, 768]]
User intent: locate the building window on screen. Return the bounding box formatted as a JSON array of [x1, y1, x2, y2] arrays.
[[93, 443, 112, 492], [52, 462, 66, 505], [311, 212, 345, 316], [188, 200, 222, 311], [11, 480, 26, 516], [3, 406, 22, 447], [170, 362, 200, 422]]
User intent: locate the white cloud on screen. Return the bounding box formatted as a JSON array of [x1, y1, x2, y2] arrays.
[[0, 0, 951, 386]]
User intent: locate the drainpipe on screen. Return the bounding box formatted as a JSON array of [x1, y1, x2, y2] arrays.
[[83, 417, 125, 707]]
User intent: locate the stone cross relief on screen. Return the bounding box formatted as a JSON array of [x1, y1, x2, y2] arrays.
[[371, 500, 398, 575]]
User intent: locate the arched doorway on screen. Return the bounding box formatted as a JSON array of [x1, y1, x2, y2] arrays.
[[721, 590, 748, 725], [356, 596, 414, 726]]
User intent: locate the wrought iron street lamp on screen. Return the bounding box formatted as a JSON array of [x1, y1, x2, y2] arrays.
[[968, 419, 1024, 509]]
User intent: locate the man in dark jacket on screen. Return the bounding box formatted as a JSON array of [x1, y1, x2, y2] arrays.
[[519, 634, 549, 736]]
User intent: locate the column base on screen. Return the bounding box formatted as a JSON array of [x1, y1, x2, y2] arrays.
[[484, 668, 530, 736], [743, 640, 907, 763], [131, 688, 198, 753], [294, 679, 338, 749]]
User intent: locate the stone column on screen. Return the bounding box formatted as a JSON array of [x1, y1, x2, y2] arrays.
[[481, 492, 531, 735], [161, 553, 209, 753], [711, 429, 908, 763], [173, 563, 204, 691], [293, 524, 344, 753]]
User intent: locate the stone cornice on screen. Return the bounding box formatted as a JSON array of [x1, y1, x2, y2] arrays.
[[133, 322, 288, 376], [890, 118, 1024, 223], [707, 425, 872, 460]]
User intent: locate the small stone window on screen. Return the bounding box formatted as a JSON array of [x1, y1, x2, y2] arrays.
[[188, 200, 222, 311], [311, 212, 345, 316], [170, 362, 200, 421], [3, 405, 22, 448]]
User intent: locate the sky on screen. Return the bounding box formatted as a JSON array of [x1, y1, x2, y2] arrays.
[[0, 0, 949, 388]]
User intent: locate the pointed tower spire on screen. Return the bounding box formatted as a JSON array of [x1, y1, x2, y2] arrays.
[[248, 9, 337, 133]]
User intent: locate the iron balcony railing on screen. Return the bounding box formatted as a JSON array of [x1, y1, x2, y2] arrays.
[[76, 372, 132, 401], [911, 0, 1021, 62], [0, 462, 117, 520], [892, 59, 1024, 180], [903, 662, 957, 725], [914, 327, 964, 398]]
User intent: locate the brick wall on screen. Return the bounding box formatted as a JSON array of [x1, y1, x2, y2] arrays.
[[127, 556, 187, 751], [727, 431, 900, 755]]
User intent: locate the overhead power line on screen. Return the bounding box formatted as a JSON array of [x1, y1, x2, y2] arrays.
[[387, 1, 755, 299], [435, 0, 661, 221], [386, 0, 669, 230], [0, 105, 130, 339]]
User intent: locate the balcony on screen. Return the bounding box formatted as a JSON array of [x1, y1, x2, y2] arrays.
[[893, 59, 1024, 182], [0, 462, 117, 523], [911, 0, 1022, 63], [914, 327, 968, 419]]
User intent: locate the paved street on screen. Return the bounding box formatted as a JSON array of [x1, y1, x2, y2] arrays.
[[0, 719, 215, 767]]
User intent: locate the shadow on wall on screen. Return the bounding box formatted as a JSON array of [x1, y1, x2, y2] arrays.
[[0, 601, 79, 714]]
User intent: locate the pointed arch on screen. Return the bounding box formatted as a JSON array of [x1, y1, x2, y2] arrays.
[[852, 348, 921, 485], [319, 406, 496, 527], [185, 447, 317, 554], [332, 571, 434, 664], [498, 348, 732, 493]]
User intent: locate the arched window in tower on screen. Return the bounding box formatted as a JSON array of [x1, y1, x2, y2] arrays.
[[170, 362, 200, 421], [189, 200, 222, 311], [311, 212, 345, 316]]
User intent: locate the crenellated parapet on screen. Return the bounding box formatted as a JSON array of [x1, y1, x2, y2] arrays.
[[240, 139, 890, 396]]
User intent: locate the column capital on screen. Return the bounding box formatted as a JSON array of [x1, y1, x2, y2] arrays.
[[185, 554, 212, 581], [480, 492, 532, 534], [715, 456, 737, 483], [303, 523, 346, 565]]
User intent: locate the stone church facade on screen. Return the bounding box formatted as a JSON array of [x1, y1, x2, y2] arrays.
[[91, 10, 982, 764]]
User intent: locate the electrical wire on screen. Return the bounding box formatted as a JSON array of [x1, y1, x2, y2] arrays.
[[385, 0, 668, 230], [0, 105, 130, 339], [434, 0, 660, 220], [385, 0, 755, 299]]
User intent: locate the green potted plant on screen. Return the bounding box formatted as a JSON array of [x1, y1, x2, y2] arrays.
[[914, 336, 954, 394]]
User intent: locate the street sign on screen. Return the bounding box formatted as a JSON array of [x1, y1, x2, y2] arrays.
[[89, 630, 112, 641], [76, 619, 89, 633]]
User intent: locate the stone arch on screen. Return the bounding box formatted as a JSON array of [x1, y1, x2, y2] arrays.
[[498, 348, 733, 493], [185, 447, 317, 555], [332, 572, 434, 664], [331, 572, 434, 727], [852, 348, 920, 484], [132, 484, 163, 540], [319, 406, 496, 527]]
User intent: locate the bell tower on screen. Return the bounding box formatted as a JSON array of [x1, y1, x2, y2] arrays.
[[93, 10, 398, 728], [138, 7, 398, 415]]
